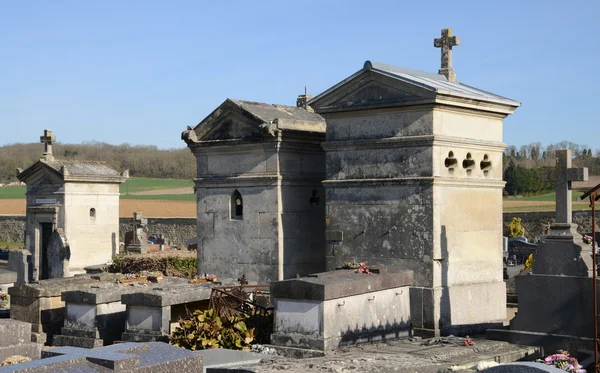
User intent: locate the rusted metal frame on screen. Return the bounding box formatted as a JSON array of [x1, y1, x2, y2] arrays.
[[581, 185, 600, 373]]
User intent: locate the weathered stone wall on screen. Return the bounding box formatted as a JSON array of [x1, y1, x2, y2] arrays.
[[0, 215, 195, 247], [0, 215, 25, 243]]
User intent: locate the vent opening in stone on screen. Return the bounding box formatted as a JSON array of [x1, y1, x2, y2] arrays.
[[231, 190, 243, 220]]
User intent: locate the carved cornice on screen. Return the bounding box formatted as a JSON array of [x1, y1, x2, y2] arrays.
[[323, 176, 505, 188], [322, 135, 505, 152], [191, 140, 323, 155], [195, 174, 323, 187]]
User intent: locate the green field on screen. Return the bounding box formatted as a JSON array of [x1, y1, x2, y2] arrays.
[[0, 185, 26, 199], [504, 190, 586, 202], [0, 178, 193, 200], [119, 178, 193, 194]]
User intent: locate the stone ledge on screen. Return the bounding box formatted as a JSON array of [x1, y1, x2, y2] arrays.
[[270, 269, 413, 301]]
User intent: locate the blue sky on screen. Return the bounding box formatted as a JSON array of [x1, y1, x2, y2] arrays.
[[1, 0, 597, 150]]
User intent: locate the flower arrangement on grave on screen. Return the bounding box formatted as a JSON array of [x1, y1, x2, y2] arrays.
[[117, 271, 160, 283], [342, 261, 361, 269], [536, 351, 586, 373], [188, 273, 219, 284], [583, 235, 593, 245], [355, 262, 371, 275], [0, 291, 9, 309]]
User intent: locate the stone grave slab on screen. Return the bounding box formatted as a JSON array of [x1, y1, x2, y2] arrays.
[[0, 319, 42, 363], [120, 280, 233, 342], [53, 280, 182, 348], [8, 273, 121, 345], [199, 349, 264, 373], [270, 268, 413, 350], [480, 362, 567, 373], [0, 342, 202, 372]]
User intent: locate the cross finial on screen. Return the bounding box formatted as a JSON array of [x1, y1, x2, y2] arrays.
[[434, 28, 460, 83], [40, 129, 56, 161], [541, 150, 588, 224]]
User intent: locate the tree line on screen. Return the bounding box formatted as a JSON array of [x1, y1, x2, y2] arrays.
[[503, 141, 600, 196], [0, 142, 196, 183]]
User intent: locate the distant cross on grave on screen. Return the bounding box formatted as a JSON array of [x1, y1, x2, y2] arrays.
[[131, 212, 147, 245], [40, 129, 56, 161], [541, 149, 588, 224], [434, 28, 460, 83]]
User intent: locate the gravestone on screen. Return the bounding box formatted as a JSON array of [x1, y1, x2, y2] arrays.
[[125, 212, 148, 254], [0, 342, 203, 373], [488, 150, 596, 351], [8, 250, 32, 286], [0, 319, 42, 363], [270, 268, 413, 350]]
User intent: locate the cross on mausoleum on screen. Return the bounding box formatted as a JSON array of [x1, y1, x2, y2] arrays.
[[40, 129, 56, 161], [542, 149, 588, 224], [434, 28, 460, 83]]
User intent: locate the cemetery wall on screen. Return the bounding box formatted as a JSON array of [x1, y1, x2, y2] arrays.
[[0, 215, 196, 247], [3, 211, 599, 248], [503, 210, 600, 241]]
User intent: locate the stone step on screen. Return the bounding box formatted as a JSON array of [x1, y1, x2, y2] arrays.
[[52, 334, 103, 349], [121, 331, 169, 343]]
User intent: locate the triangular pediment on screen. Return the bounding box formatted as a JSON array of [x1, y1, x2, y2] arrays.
[[310, 69, 437, 113], [17, 162, 64, 185], [192, 100, 266, 142]]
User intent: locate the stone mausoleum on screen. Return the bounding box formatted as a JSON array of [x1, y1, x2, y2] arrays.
[[185, 29, 520, 337], [182, 99, 326, 282], [17, 130, 128, 280]]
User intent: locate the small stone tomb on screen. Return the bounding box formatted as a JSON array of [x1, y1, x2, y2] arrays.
[[120, 280, 228, 342], [8, 273, 121, 345], [0, 319, 42, 363], [270, 268, 413, 351], [0, 342, 202, 373], [52, 281, 161, 348]]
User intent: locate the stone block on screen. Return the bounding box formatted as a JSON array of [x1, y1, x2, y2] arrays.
[[0, 319, 31, 347], [270, 269, 413, 301], [271, 269, 413, 350]]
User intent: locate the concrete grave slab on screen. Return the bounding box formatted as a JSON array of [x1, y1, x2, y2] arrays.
[[8, 274, 121, 344], [120, 280, 231, 343], [0, 342, 202, 373], [53, 281, 163, 348]]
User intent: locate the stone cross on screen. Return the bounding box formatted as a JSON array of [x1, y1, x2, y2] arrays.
[[434, 28, 460, 83], [541, 149, 588, 224], [131, 212, 147, 245], [40, 129, 56, 161]]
